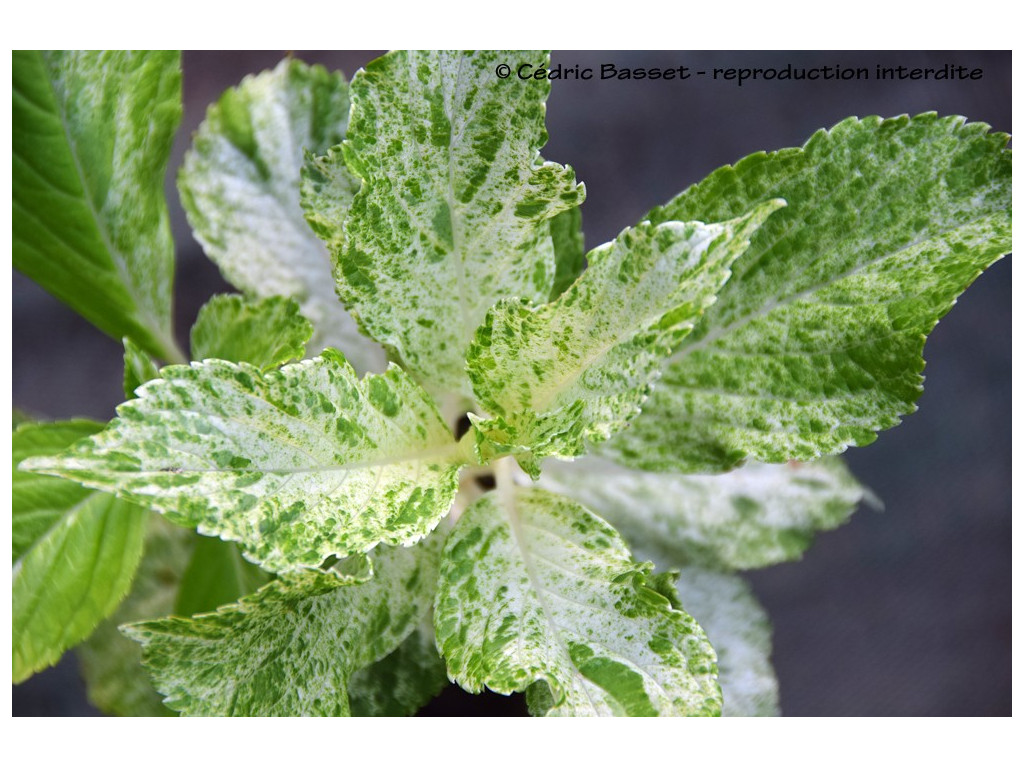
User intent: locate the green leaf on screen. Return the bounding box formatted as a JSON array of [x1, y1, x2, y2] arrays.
[[123, 337, 160, 399], [549, 205, 585, 301], [602, 114, 1012, 473], [300, 145, 360, 266], [23, 350, 463, 574], [348, 619, 448, 716], [78, 517, 195, 717], [13, 51, 182, 361], [13, 420, 147, 682], [675, 567, 779, 717], [190, 294, 313, 369], [537, 455, 874, 571], [179, 58, 385, 373], [13, 420, 99, 564], [434, 484, 721, 716], [124, 537, 443, 716], [174, 535, 269, 617], [322, 50, 584, 396], [468, 203, 782, 473]]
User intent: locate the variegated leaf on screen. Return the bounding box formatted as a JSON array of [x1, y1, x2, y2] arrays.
[[435, 484, 721, 716], [537, 455, 874, 570], [14, 51, 182, 361], [601, 114, 1012, 473], [23, 351, 464, 574], [676, 567, 779, 717], [124, 537, 443, 716], [79, 521, 368, 716], [179, 58, 385, 372], [190, 294, 312, 370], [321, 50, 584, 396], [468, 203, 781, 473]]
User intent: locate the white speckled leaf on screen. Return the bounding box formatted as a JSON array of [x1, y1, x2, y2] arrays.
[[13, 51, 181, 361], [537, 455, 873, 571], [300, 144, 360, 257], [23, 351, 463, 574], [190, 294, 312, 370], [179, 58, 385, 372], [435, 486, 721, 716], [326, 50, 585, 396], [601, 114, 1012, 473], [124, 537, 442, 716], [675, 567, 779, 716], [468, 203, 782, 472], [13, 420, 147, 683]]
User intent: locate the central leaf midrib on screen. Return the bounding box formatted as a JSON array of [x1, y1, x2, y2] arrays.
[[497, 482, 602, 713], [69, 442, 461, 476], [513, 503, 685, 713], [528, 309, 668, 415], [53, 495, 117, 650], [224, 93, 327, 266], [502, 222, 722, 417]]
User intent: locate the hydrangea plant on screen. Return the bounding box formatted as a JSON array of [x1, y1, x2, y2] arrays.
[[12, 50, 1011, 716]]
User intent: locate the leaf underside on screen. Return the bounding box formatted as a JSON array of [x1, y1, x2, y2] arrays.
[[537, 455, 873, 571], [122, 337, 160, 399], [675, 567, 779, 717], [548, 205, 586, 301], [174, 535, 270, 618]]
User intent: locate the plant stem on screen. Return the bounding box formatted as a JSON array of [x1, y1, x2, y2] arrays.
[[159, 332, 188, 365], [494, 456, 518, 520]]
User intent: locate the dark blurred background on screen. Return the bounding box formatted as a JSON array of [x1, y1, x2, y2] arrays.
[[12, 51, 1011, 716]]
